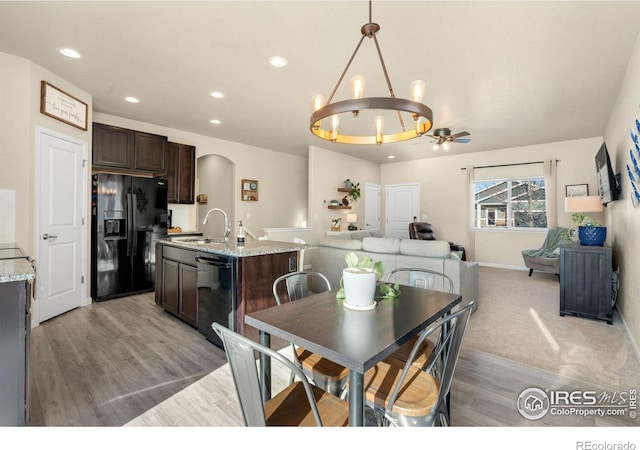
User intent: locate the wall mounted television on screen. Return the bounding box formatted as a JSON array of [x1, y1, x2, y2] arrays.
[[595, 142, 620, 205]]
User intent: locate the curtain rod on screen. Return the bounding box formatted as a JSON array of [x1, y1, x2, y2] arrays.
[[460, 160, 559, 170]]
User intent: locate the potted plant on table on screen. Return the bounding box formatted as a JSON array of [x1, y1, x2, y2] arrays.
[[336, 252, 400, 310], [331, 217, 341, 232], [568, 213, 607, 246]]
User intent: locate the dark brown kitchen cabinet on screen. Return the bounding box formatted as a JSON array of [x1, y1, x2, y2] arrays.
[[92, 122, 167, 176], [155, 242, 163, 306], [162, 258, 179, 316], [167, 142, 196, 204], [134, 131, 168, 174], [92, 123, 134, 169], [237, 251, 298, 341], [161, 246, 197, 327], [178, 263, 197, 326]]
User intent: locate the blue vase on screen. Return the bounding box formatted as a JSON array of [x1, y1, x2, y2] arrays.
[[578, 226, 606, 246]]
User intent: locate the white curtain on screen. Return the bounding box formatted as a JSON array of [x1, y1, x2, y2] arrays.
[[465, 166, 475, 261], [543, 159, 558, 228]]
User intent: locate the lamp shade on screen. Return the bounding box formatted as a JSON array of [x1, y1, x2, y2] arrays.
[[346, 214, 358, 223], [564, 195, 603, 213]]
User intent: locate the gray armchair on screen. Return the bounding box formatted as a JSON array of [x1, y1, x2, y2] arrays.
[[521, 227, 569, 277]]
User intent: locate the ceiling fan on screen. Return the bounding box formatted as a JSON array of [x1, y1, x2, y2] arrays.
[[414, 127, 471, 151]]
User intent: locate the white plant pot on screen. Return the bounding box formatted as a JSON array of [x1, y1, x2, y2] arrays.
[[342, 268, 377, 310]]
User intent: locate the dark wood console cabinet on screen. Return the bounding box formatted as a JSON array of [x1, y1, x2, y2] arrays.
[[167, 142, 195, 204], [559, 244, 613, 324], [92, 122, 168, 176]]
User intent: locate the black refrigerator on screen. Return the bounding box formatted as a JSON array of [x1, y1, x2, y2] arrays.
[[91, 173, 168, 301]]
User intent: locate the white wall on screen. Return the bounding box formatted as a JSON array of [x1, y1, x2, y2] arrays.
[[308, 146, 381, 243], [0, 51, 93, 317], [93, 112, 308, 236], [603, 31, 640, 355], [381, 137, 604, 268], [0, 53, 32, 250]]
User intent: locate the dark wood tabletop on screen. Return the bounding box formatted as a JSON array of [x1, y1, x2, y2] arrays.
[[245, 284, 462, 373]]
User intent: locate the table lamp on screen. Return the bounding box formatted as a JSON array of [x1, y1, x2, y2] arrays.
[[564, 195, 606, 245], [346, 213, 358, 231]]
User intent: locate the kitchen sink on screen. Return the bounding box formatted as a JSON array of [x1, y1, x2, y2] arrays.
[[175, 237, 226, 244]]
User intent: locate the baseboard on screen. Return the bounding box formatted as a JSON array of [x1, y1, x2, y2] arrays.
[[477, 262, 529, 271], [618, 309, 640, 368]]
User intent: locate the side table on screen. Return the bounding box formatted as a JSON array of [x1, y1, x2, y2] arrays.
[[559, 243, 613, 324]]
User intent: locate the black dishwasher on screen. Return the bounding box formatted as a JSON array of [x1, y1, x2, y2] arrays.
[[196, 253, 237, 349]]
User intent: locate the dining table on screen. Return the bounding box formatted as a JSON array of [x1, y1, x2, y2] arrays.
[[244, 283, 462, 426]]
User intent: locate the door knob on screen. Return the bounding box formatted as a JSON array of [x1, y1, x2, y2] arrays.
[[42, 233, 58, 240]]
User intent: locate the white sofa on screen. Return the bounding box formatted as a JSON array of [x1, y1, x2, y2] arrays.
[[306, 232, 479, 312]]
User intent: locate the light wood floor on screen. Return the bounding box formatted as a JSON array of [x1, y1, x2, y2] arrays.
[[29, 292, 638, 427]]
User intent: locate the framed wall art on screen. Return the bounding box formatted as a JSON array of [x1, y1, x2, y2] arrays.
[[242, 179, 258, 201], [565, 184, 588, 197], [40, 81, 88, 130]]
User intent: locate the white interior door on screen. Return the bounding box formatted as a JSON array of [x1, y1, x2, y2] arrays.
[[364, 183, 380, 232], [38, 128, 87, 323], [386, 183, 419, 238]]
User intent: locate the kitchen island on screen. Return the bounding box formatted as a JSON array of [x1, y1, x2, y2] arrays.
[[0, 244, 35, 425], [156, 238, 308, 346]]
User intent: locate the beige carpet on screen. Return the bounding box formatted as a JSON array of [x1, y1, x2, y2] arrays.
[[463, 266, 640, 391]]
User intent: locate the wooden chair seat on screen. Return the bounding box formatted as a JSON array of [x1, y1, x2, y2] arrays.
[[390, 336, 435, 369], [273, 272, 349, 396], [297, 348, 351, 382], [265, 381, 349, 426], [364, 356, 439, 418]]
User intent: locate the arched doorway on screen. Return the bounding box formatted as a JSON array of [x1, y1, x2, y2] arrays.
[[197, 154, 234, 238]]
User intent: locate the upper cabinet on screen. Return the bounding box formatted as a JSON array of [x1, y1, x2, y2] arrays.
[[167, 142, 196, 204], [92, 122, 168, 176], [134, 131, 168, 174]]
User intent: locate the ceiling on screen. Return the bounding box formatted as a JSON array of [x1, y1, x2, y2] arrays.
[[2, 1, 640, 164]]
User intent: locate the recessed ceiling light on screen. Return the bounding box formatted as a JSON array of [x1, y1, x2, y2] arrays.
[[210, 91, 225, 99], [58, 47, 81, 59], [387, 155, 395, 159], [268, 56, 288, 68], [210, 119, 221, 125], [124, 97, 140, 103]]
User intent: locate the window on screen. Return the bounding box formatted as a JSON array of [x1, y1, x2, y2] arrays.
[[474, 178, 547, 229]]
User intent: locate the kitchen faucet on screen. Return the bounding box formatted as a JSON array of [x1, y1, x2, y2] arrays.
[[202, 208, 230, 242]]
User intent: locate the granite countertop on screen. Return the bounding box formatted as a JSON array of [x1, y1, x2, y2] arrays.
[[158, 237, 310, 258], [0, 258, 35, 283]]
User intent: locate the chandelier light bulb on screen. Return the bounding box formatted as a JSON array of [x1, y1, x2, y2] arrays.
[[331, 115, 340, 142], [410, 80, 425, 103], [350, 75, 366, 99], [311, 94, 325, 130], [374, 115, 384, 145], [311, 94, 325, 111]]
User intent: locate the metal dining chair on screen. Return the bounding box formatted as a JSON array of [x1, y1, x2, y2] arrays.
[[272, 271, 350, 397], [363, 301, 475, 427], [385, 268, 455, 370], [211, 322, 349, 426]]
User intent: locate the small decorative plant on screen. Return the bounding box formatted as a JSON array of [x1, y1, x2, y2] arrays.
[[567, 213, 602, 242], [336, 252, 400, 301], [331, 217, 341, 231], [343, 179, 361, 202]]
